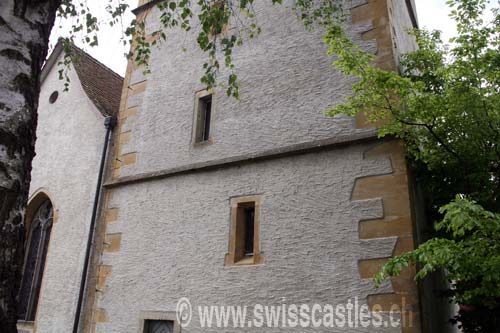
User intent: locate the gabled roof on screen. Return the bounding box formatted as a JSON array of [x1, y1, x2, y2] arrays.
[[41, 40, 124, 116]]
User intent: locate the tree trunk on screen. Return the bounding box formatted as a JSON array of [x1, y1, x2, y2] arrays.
[[0, 1, 60, 331]]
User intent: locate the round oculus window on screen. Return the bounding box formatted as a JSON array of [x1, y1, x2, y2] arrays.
[[49, 91, 59, 104]]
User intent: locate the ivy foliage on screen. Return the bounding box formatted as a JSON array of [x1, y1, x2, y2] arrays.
[[126, 0, 346, 98], [54, 0, 345, 97]]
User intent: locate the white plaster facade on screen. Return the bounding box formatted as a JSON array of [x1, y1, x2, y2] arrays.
[[24, 51, 110, 332]]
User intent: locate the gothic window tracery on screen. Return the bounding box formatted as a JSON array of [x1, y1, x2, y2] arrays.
[[17, 199, 53, 321]]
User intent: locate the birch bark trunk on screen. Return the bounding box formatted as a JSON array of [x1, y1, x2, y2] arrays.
[[0, 1, 60, 331]]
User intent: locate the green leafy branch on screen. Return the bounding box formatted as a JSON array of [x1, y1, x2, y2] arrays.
[[375, 196, 500, 309]]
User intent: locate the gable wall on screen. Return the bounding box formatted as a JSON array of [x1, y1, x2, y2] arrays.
[[28, 54, 106, 333]]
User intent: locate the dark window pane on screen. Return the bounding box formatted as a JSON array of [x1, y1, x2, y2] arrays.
[[18, 200, 53, 321], [17, 224, 42, 319], [144, 320, 174, 333], [244, 206, 255, 256], [28, 221, 52, 321], [202, 97, 212, 141]]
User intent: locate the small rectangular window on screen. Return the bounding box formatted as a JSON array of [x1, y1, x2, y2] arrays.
[[194, 93, 212, 143], [144, 319, 174, 333], [139, 312, 179, 333], [226, 196, 263, 266]]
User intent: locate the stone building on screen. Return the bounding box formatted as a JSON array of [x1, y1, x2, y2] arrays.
[[21, 0, 453, 332]]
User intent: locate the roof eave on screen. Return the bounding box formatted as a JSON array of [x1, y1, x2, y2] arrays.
[[40, 39, 65, 85]]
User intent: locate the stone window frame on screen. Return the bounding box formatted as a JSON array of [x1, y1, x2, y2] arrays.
[[225, 195, 264, 266], [138, 311, 180, 333], [192, 89, 215, 147], [16, 190, 58, 333]]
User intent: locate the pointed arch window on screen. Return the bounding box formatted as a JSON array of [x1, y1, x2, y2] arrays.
[[17, 199, 53, 321]]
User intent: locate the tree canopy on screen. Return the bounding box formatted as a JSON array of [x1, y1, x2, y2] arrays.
[[57, 0, 346, 97], [322, 0, 499, 330]]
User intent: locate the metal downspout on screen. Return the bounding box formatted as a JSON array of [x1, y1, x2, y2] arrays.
[[73, 116, 116, 332]]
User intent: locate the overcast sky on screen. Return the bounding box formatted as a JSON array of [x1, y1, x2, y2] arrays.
[[48, 0, 496, 76]]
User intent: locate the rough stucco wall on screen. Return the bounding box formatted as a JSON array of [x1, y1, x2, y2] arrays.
[[118, 0, 378, 178], [29, 54, 105, 333], [97, 143, 406, 333], [94, 1, 421, 331]]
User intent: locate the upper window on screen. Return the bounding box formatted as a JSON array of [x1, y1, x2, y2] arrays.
[[18, 199, 53, 321], [226, 196, 263, 266], [193, 90, 213, 144]]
